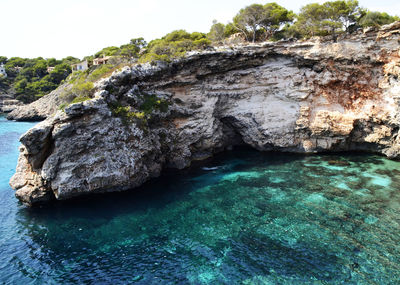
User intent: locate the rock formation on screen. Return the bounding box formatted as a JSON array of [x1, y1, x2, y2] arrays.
[[10, 22, 400, 206], [0, 93, 22, 113], [7, 84, 69, 121]]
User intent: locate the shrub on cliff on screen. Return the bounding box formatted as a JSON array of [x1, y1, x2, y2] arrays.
[[95, 46, 120, 58], [71, 81, 94, 98], [208, 21, 226, 43], [58, 61, 129, 110], [93, 38, 147, 60], [119, 38, 147, 59], [71, 95, 91, 104], [358, 11, 400, 27], [207, 21, 242, 44], [139, 30, 211, 63], [59, 71, 94, 105], [88, 64, 113, 81], [108, 101, 147, 126]]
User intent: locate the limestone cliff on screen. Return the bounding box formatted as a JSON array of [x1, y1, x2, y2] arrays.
[[10, 22, 400, 206], [6, 83, 70, 121]]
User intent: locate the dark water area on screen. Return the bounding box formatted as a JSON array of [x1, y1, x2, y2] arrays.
[[0, 114, 400, 284]]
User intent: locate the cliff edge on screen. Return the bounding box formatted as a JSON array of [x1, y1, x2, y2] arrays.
[[6, 84, 69, 121], [10, 22, 400, 205]]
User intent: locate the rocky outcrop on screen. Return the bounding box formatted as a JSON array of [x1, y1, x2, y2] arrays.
[[0, 99, 24, 112], [10, 22, 400, 205], [0, 91, 22, 113], [7, 84, 69, 121]]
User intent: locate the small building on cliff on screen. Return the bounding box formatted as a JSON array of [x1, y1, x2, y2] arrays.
[[93, 56, 110, 66], [0, 64, 7, 78], [71, 60, 89, 72]]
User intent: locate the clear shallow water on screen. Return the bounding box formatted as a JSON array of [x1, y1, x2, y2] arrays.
[[0, 115, 400, 284]]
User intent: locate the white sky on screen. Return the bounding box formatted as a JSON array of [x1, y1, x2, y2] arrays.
[[1, 0, 399, 59]]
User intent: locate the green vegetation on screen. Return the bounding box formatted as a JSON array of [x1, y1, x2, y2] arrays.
[[59, 65, 113, 108], [94, 38, 146, 59], [139, 93, 169, 114], [108, 101, 146, 125], [58, 103, 68, 111], [290, 0, 362, 38], [107, 92, 169, 126], [0, 39, 146, 104], [207, 21, 228, 43], [232, 3, 294, 42], [207, 1, 399, 42], [59, 62, 129, 110], [139, 30, 211, 63], [1, 1, 398, 106], [71, 95, 91, 104], [71, 81, 94, 98], [358, 11, 400, 28], [0, 57, 77, 103], [87, 64, 113, 81], [58, 94, 91, 111]]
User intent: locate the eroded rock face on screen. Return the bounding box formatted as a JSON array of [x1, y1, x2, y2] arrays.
[[7, 84, 70, 121], [10, 23, 400, 205]]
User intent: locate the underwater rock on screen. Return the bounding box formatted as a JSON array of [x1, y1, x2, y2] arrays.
[[328, 160, 351, 166]]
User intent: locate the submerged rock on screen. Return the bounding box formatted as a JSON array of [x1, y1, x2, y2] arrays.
[[10, 23, 400, 205], [327, 160, 351, 166]]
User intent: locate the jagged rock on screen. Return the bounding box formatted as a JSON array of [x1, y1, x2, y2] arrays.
[[7, 84, 70, 121], [0, 97, 23, 113], [10, 146, 55, 205], [10, 23, 400, 206]]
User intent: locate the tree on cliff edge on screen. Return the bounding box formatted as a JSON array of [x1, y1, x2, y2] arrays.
[[293, 0, 362, 38], [233, 3, 294, 42], [208, 20, 226, 43]]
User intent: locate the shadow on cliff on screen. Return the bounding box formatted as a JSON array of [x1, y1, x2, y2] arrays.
[[17, 147, 302, 215]]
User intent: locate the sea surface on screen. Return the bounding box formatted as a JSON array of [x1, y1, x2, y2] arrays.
[[0, 114, 400, 284]]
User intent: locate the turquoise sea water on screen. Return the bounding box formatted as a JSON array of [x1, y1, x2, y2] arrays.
[[0, 114, 400, 284]]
